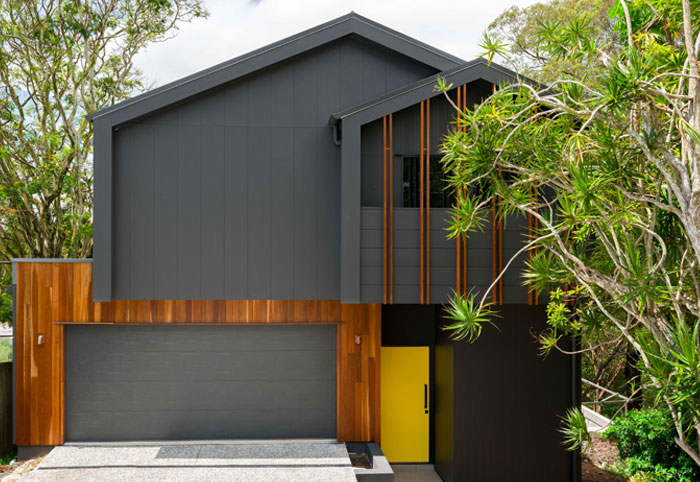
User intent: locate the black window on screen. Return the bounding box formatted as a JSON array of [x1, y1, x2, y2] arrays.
[[402, 156, 453, 208]]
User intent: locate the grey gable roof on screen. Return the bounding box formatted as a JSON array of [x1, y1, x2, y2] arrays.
[[331, 58, 533, 126], [87, 12, 465, 125]]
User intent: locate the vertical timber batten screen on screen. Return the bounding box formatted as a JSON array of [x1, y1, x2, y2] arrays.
[[420, 102, 425, 303], [426, 99, 431, 304], [419, 100, 432, 303], [455, 84, 468, 296], [382, 115, 394, 304], [491, 83, 504, 305]]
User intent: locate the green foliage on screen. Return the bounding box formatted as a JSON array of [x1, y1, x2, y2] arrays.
[[619, 460, 697, 482], [628, 473, 654, 482], [638, 317, 700, 430], [478, 33, 509, 64], [605, 408, 700, 481], [441, 0, 700, 466], [485, 0, 618, 82], [0, 0, 207, 267], [0, 449, 15, 465], [0, 340, 11, 363], [0, 291, 12, 326], [442, 293, 498, 343], [560, 407, 591, 451], [539, 290, 584, 355]]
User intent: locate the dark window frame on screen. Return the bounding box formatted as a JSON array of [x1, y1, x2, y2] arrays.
[[402, 156, 454, 209]]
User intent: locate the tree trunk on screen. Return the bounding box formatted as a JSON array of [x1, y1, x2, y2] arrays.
[[625, 345, 642, 410]]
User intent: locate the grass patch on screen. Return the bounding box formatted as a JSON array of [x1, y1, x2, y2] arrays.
[[0, 449, 16, 465], [0, 339, 11, 363]]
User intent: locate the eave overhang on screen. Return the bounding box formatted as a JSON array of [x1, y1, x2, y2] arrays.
[[330, 58, 537, 127]]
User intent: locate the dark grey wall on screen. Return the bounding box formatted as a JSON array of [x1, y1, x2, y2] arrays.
[[434, 331, 454, 481], [435, 305, 578, 482], [360, 208, 492, 303], [359, 208, 528, 304], [502, 212, 529, 304], [110, 36, 436, 300], [381, 304, 436, 346]]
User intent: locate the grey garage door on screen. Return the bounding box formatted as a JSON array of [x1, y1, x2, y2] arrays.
[[66, 325, 336, 441]]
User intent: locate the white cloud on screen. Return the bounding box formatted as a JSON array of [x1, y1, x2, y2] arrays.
[[134, 0, 540, 87]]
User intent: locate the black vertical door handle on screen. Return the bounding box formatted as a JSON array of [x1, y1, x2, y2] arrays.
[[424, 384, 428, 413]]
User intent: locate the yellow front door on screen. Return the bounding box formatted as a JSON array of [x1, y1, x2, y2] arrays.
[[380, 346, 429, 463]]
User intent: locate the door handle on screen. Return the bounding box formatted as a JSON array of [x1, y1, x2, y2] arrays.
[[424, 384, 428, 414]]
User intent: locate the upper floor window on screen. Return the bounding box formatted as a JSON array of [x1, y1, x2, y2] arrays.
[[402, 156, 454, 208]]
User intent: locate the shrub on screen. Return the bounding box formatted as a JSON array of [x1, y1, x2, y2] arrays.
[[605, 408, 700, 482], [0, 290, 12, 325], [0, 339, 10, 363], [0, 449, 15, 466]]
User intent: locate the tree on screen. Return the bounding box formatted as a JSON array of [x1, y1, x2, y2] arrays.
[[0, 0, 207, 267], [440, 0, 700, 467], [487, 0, 644, 415], [485, 0, 618, 83]]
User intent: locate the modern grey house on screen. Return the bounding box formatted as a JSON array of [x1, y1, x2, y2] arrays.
[[12, 13, 579, 482]]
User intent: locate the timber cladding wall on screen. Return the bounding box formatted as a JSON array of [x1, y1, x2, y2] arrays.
[[15, 261, 380, 446]]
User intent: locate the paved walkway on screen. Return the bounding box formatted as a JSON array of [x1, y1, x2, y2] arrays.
[[393, 464, 443, 482], [23, 442, 356, 481]]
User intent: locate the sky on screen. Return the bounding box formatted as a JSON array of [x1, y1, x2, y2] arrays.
[[133, 0, 541, 87]]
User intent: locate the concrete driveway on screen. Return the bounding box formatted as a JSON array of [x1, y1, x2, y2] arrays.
[[23, 442, 356, 481]]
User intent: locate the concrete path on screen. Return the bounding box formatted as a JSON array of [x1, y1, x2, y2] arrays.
[[393, 464, 443, 482], [23, 442, 357, 481]]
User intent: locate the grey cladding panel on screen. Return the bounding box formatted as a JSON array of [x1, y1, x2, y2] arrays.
[[270, 128, 295, 299], [176, 106, 202, 298], [293, 127, 318, 299], [92, 121, 112, 301], [111, 129, 131, 299], [200, 124, 226, 299], [502, 212, 530, 304], [361, 44, 389, 100], [128, 126, 155, 299], [246, 127, 272, 299], [110, 37, 438, 300], [153, 122, 179, 299], [359, 206, 529, 303], [360, 121, 383, 207], [340, 41, 365, 109], [360, 208, 458, 303], [66, 325, 337, 441], [224, 127, 248, 298], [316, 130, 342, 299]]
